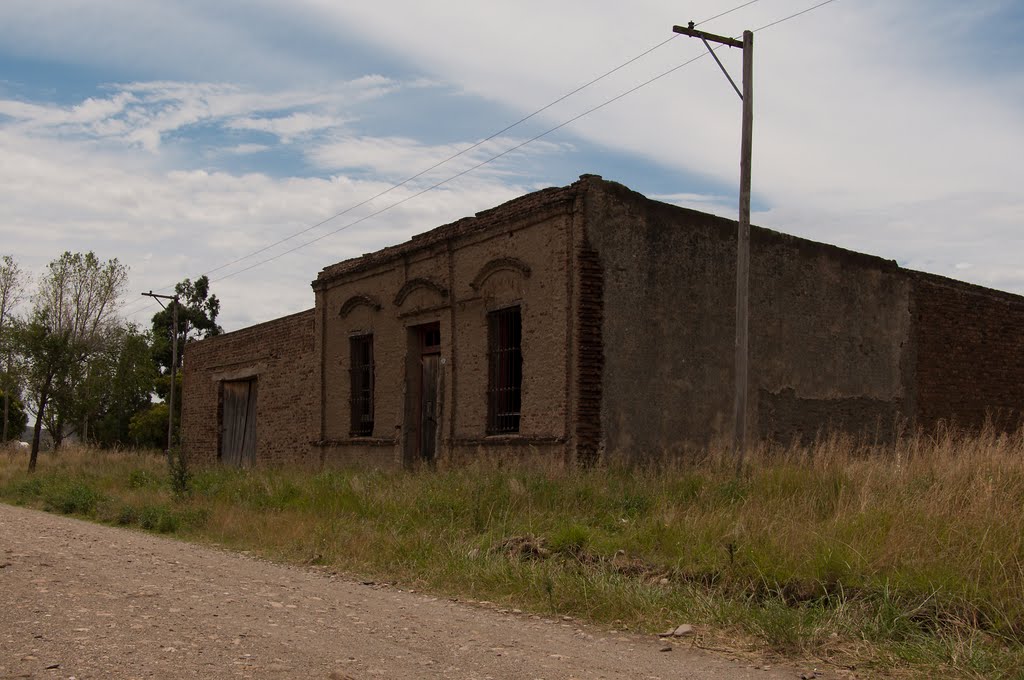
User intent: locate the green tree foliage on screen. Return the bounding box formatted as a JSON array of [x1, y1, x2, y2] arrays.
[[76, 325, 157, 447], [150, 276, 222, 374], [18, 252, 128, 470], [149, 276, 222, 446], [0, 386, 27, 441], [129, 402, 168, 449], [0, 255, 26, 442]]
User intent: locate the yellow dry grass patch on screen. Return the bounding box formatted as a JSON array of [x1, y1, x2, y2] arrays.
[[2, 427, 1023, 678]]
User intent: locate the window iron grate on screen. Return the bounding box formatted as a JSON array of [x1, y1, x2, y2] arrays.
[[487, 307, 522, 434], [349, 334, 374, 437]]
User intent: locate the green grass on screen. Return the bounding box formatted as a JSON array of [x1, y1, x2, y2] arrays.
[[3, 428, 1024, 678]]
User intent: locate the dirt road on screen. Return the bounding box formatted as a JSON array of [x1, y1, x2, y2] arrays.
[[0, 504, 799, 679]]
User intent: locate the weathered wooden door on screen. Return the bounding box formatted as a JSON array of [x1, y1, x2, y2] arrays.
[[419, 353, 439, 462], [408, 322, 441, 464], [221, 379, 257, 466]]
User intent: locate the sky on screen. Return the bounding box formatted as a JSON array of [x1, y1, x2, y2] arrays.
[[1, 0, 1022, 332]]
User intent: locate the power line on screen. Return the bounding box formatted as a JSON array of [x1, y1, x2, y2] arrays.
[[118, 1, 770, 321], [698, 0, 765, 26], [123, 0, 841, 318], [212, 1, 843, 283], [195, 0, 763, 283], [754, 0, 840, 32], [120, 37, 701, 320], [204, 39, 682, 280], [209, 50, 716, 284]]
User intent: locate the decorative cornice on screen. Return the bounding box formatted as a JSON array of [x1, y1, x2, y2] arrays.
[[339, 294, 382, 318], [470, 257, 532, 291], [393, 277, 449, 307]]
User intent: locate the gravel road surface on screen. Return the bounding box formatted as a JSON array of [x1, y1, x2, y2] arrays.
[[0, 504, 800, 679]]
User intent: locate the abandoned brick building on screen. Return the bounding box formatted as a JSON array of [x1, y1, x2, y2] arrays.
[[181, 175, 1024, 467]]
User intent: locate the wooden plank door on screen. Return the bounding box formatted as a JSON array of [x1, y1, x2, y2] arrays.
[[221, 379, 257, 466], [419, 354, 439, 463]]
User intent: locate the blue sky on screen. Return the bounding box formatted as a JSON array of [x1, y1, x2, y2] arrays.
[[1, 0, 1022, 330]]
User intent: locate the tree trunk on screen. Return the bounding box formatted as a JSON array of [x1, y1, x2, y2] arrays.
[[29, 380, 51, 473], [2, 350, 9, 442], [29, 399, 46, 473]]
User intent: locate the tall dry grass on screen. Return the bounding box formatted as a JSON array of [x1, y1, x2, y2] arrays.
[[2, 427, 1023, 678]]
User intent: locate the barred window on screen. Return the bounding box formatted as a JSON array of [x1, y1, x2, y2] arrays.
[[349, 334, 374, 436], [487, 307, 522, 434]]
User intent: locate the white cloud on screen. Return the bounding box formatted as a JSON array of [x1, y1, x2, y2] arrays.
[[221, 143, 271, 155], [0, 100, 541, 331], [286, 0, 1024, 294], [0, 0, 335, 84], [308, 134, 570, 178], [651, 192, 736, 219], [0, 78, 402, 152], [2, 0, 1023, 337], [227, 113, 349, 141]]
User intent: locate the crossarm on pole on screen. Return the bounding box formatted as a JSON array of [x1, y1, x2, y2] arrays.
[[700, 37, 743, 100]]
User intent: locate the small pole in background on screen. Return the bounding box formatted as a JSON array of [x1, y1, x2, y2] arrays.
[[141, 291, 180, 464], [168, 297, 179, 454]]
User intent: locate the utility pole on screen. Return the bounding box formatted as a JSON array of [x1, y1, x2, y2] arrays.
[[672, 22, 754, 472], [2, 351, 9, 443], [142, 291, 180, 463]]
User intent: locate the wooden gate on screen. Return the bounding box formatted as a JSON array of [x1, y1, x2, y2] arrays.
[[221, 378, 257, 466]]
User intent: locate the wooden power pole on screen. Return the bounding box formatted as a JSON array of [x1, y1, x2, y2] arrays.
[[672, 23, 754, 471], [169, 298, 179, 453], [142, 291, 180, 462]]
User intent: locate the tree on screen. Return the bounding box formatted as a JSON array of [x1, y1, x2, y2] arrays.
[[19, 252, 128, 471], [150, 275, 222, 374], [0, 386, 27, 441], [150, 276, 222, 445], [0, 255, 26, 442], [129, 402, 168, 449], [69, 324, 157, 447]]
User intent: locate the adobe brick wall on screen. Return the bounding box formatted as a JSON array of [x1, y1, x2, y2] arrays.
[[911, 273, 1024, 431], [580, 177, 913, 456], [313, 187, 577, 467], [181, 309, 318, 466], [181, 176, 1024, 467], [574, 238, 604, 463]]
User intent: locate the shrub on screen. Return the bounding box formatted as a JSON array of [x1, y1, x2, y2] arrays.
[[127, 469, 158, 489], [4, 476, 43, 504], [115, 504, 139, 526], [168, 448, 191, 498], [138, 504, 179, 533], [550, 523, 592, 557], [44, 481, 103, 516]]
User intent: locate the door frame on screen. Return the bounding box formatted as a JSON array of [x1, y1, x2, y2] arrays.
[[219, 377, 258, 467], [405, 321, 441, 465]]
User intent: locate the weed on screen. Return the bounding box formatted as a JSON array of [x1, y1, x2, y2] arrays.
[[115, 504, 139, 526], [138, 504, 179, 533], [43, 481, 103, 516], [3, 430, 1024, 678], [550, 523, 591, 557], [4, 476, 43, 504], [168, 448, 191, 498], [127, 469, 158, 490]]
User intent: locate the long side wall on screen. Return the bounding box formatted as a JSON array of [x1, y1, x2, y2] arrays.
[[912, 273, 1024, 431], [181, 309, 317, 466], [582, 178, 914, 458]]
